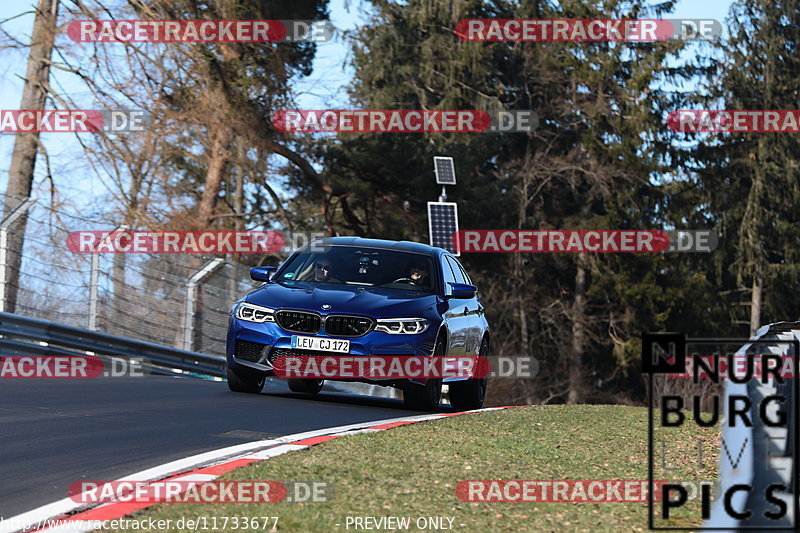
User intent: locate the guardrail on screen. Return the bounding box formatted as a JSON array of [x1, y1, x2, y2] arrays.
[[0, 311, 227, 378], [706, 322, 799, 529]]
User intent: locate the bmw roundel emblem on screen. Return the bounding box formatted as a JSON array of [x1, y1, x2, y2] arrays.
[[321, 304, 331, 310]]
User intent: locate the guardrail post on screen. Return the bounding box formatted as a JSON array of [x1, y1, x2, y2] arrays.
[[0, 198, 35, 313], [182, 258, 225, 352]]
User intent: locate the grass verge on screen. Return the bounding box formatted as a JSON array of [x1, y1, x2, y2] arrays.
[[95, 405, 718, 532]]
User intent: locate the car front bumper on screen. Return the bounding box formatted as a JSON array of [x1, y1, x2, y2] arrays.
[[225, 314, 461, 385]]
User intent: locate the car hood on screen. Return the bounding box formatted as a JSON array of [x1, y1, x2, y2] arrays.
[[246, 282, 439, 318]]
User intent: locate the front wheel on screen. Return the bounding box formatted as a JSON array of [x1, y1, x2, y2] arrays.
[[227, 366, 266, 394], [288, 378, 324, 394], [448, 338, 489, 411], [403, 336, 445, 411], [403, 378, 442, 411]]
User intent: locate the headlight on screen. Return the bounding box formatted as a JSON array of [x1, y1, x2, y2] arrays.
[[236, 302, 275, 323], [374, 318, 429, 334]]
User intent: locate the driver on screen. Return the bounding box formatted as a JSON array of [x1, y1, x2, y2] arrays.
[[312, 258, 340, 283], [298, 256, 340, 283], [409, 260, 430, 288]]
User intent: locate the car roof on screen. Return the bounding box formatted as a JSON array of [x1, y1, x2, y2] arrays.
[[308, 236, 447, 257]]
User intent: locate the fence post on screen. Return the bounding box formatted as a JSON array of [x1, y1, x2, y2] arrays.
[[0, 197, 35, 313], [183, 258, 225, 351]]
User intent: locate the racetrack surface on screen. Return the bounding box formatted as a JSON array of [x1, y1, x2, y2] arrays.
[[0, 376, 423, 517]]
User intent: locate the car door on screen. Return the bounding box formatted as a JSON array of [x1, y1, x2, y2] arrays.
[[447, 256, 481, 356], [441, 255, 469, 356]]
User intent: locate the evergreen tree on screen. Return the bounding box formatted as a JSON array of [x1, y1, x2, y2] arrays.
[[315, 0, 686, 403], [691, 0, 800, 335]]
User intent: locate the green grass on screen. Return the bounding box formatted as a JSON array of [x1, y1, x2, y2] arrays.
[[94, 405, 718, 532]]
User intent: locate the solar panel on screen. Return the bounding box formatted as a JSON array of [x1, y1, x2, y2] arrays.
[[428, 202, 460, 255], [433, 156, 456, 185]]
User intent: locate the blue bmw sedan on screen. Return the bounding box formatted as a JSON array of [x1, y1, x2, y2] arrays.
[[225, 237, 490, 411]]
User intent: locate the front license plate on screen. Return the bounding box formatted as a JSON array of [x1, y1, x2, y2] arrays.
[[291, 336, 350, 353]]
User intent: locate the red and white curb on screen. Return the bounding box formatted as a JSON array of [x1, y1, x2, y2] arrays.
[[2, 407, 518, 533]]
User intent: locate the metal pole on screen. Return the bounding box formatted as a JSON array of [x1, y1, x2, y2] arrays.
[[183, 283, 197, 352], [0, 198, 35, 313], [182, 258, 225, 351]]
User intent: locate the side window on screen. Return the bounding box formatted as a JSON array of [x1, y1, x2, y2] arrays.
[[441, 256, 457, 294], [446, 256, 467, 284], [453, 258, 472, 285]]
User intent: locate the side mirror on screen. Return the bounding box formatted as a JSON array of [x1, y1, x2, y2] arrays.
[[250, 266, 277, 282], [448, 282, 477, 299]]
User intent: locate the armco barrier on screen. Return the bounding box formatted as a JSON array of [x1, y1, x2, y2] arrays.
[[0, 311, 226, 378]]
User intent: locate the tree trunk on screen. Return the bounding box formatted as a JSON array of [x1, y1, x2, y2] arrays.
[[745, 28, 772, 338], [112, 170, 143, 330], [197, 126, 233, 227], [749, 274, 762, 336], [227, 152, 244, 304], [111, 221, 133, 332], [3, 0, 59, 312], [568, 252, 588, 404], [516, 148, 531, 359]]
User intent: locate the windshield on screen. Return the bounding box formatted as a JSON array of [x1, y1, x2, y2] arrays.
[[274, 246, 436, 293]]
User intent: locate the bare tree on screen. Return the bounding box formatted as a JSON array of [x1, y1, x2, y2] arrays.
[[3, 0, 59, 312]]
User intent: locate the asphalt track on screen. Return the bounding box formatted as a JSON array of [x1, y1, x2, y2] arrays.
[[0, 376, 423, 517]]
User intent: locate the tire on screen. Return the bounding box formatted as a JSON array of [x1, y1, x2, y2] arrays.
[[403, 336, 445, 411], [227, 366, 266, 394], [448, 337, 489, 411], [288, 378, 324, 394]]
